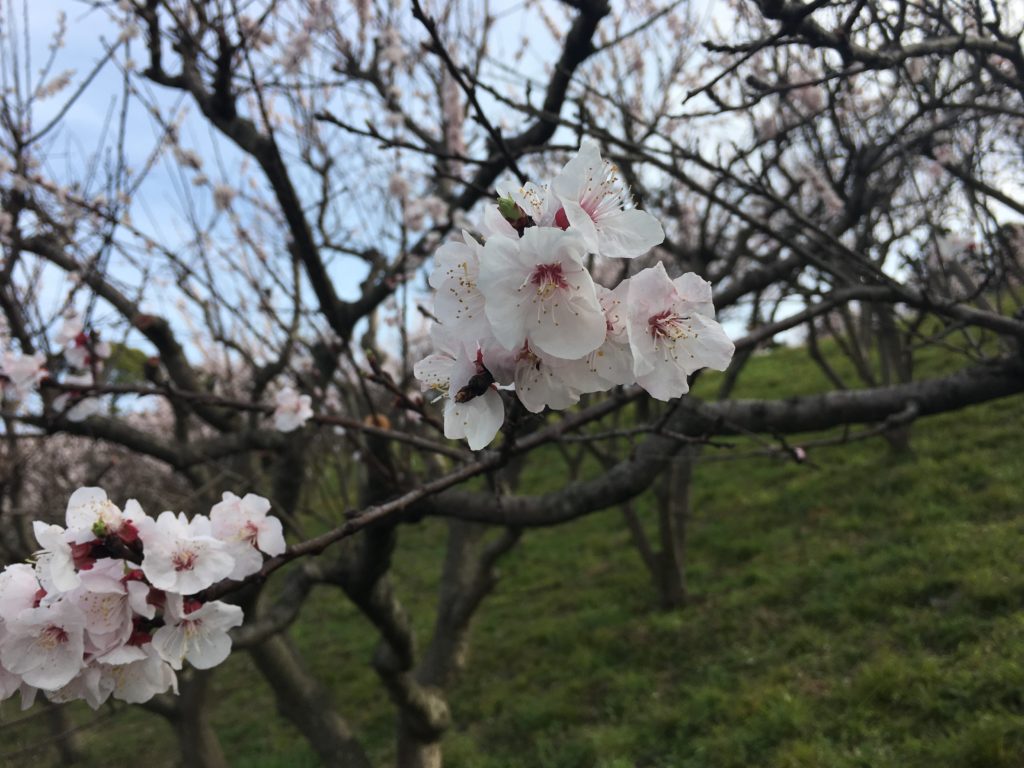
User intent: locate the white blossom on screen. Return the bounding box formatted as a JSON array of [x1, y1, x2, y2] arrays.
[[550, 139, 664, 259], [152, 594, 243, 670], [138, 512, 235, 595], [477, 227, 606, 359], [272, 387, 313, 432]]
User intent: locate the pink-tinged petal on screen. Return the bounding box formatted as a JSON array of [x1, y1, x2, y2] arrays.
[[636, 361, 690, 401], [482, 203, 520, 238], [97, 644, 148, 665], [0, 564, 40, 623], [0, 666, 23, 699], [528, 285, 607, 359], [558, 200, 600, 253], [185, 630, 233, 670], [110, 647, 177, 703], [151, 624, 189, 671], [126, 580, 155, 620], [226, 544, 263, 580], [32, 522, 80, 593], [590, 339, 635, 387]]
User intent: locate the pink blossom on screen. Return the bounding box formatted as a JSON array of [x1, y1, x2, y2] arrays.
[[210, 492, 286, 580]]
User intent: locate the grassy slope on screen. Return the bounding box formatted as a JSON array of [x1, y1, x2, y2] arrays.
[[3, 342, 1023, 767]]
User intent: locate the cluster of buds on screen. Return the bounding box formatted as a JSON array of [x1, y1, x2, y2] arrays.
[[0, 488, 285, 708], [414, 140, 735, 449]]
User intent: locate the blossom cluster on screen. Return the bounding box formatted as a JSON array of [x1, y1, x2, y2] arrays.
[[414, 140, 735, 449], [0, 488, 285, 709], [0, 312, 112, 420]]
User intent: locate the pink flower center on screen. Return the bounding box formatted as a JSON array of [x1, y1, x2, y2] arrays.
[[242, 521, 260, 546], [648, 310, 689, 342], [554, 207, 570, 230], [40, 625, 69, 648], [530, 263, 568, 299], [172, 548, 198, 572]]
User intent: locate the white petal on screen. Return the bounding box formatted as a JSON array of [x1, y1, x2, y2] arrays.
[[527, 266, 606, 359], [152, 625, 189, 670], [443, 389, 504, 450], [255, 516, 286, 557], [414, 352, 456, 393], [592, 208, 664, 259]]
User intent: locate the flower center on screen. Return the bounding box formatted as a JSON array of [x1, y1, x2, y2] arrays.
[[172, 547, 198, 572], [648, 310, 689, 342], [242, 521, 260, 546], [40, 624, 69, 648], [530, 263, 568, 299]]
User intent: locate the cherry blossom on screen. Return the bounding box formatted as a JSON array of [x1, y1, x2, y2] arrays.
[[1, 601, 85, 689], [414, 330, 505, 450], [624, 263, 734, 400], [152, 594, 243, 670], [0, 350, 46, 400], [478, 227, 606, 359], [414, 140, 734, 449], [429, 231, 491, 343], [53, 372, 103, 421], [273, 386, 313, 432], [0, 486, 285, 708], [550, 139, 664, 259], [210, 492, 286, 580], [138, 511, 235, 595]]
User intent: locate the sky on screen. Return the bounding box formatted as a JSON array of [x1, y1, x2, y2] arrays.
[[14, 0, 759, 363]]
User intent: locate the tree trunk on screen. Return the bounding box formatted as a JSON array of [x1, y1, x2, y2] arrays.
[[45, 702, 83, 764], [175, 671, 228, 768], [396, 717, 443, 768], [655, 448, 693, 610]]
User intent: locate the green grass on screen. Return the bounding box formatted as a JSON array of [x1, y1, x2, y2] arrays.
[[3, 340, 1024, 767]]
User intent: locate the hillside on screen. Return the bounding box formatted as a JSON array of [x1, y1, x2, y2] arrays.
[[3, 343, 1023, 768]]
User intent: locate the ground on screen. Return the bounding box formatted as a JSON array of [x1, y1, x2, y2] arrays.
[[3, 342, 1023, 767]]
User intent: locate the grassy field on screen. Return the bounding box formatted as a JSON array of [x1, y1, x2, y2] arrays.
[[3, 342, 1024, 767]]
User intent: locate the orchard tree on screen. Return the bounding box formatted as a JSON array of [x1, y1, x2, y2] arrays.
[[1, 0, 1023, 765]]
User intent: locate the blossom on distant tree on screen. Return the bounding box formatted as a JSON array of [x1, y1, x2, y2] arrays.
[[0, 350, 47, 400], [272, 386, 313, 432]]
